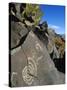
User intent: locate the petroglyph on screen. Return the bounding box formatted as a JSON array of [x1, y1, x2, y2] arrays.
[[28, 57, 37, 76], [11, 46, 21, 55], [22, 57, 37, 85], [11, 72, 18, 86], [22, 66, 34, 85], [35, 41, 43, 52], [37, 56, 43, 63]]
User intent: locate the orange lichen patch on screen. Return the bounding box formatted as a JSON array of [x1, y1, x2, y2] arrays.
[[54, 37, 65, 58]]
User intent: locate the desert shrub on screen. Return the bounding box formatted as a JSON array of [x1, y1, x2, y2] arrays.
[[21, 4, 43, 25]]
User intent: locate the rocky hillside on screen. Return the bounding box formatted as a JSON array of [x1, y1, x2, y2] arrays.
[[9, 3, 65, 87]]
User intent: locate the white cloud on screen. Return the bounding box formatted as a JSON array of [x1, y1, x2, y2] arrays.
[[48, 24, 65, 34], [48, 24, 60, 30]]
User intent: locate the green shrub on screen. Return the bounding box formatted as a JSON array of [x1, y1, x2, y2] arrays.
[[21, 4, 43, 25]]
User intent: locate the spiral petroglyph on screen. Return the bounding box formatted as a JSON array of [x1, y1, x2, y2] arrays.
[[22, 66, 34, 85], [22, 57, 37, 85], [28, 57, 37, 76]]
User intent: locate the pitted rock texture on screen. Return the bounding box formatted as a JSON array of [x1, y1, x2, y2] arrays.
[[11, 31, 65, 87]]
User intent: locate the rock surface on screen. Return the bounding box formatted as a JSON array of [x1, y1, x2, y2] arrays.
[[11, 21, 28, 49], [11, 31, 65, 87]]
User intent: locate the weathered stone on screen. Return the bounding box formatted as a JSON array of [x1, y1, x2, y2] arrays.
[[25, 20, 34, 26], [53, 45, 60, 59], [11, 21, 28, 49], [11, 48, 28, 87], [48, 28, 56, 39], [47, 39, 54, 54], [34, 26, 49, 48], [11, 31, 65, 87], [40, 21, 48, 31]]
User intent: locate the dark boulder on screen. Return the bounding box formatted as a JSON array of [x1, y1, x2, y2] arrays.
[[9, 3, 17, 15], [20, 3, 26, 14], [53, 52, 65, 73], [39, 21, 48, 33]]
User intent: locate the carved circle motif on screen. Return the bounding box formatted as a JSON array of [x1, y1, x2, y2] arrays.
[[22, 57, 37, 85]]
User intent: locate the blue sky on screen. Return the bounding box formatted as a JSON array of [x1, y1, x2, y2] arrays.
[[40, 5, 65, 34]]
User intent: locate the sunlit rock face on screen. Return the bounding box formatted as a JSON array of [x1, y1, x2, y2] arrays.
[[11, 31, 65, 87]]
